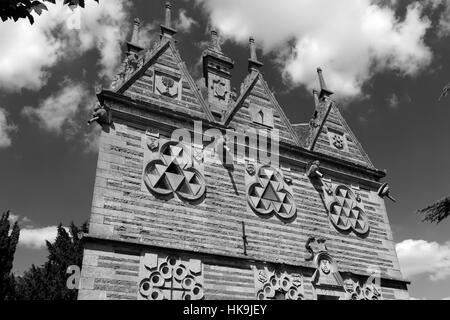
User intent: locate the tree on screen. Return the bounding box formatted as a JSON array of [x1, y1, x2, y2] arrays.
[[14, 221, 88, 300], [418, 197, 450, 224], [418, 86, 450, 224], [0, 0, 99, 24], [0, 211, 20, 300]]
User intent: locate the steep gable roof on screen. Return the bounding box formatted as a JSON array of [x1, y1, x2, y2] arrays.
[[224, 71, 302, 147], [112, 38, 215, 122], [309, 99, 375, 169]]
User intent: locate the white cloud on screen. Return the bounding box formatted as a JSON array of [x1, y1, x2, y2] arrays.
[[175, 9, 198, 33], [0, 108, 17, 148], [0, 0, 131, 92], [22, 82, 88, 134], [19, 226, 59, 250], [9, 214, 32, 226], [396, 239, 450, 281], [83, 125, 101, 154], [194, 0, 433, 98]]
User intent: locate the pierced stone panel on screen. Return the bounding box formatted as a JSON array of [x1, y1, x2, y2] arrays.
[[322, 181, 369, 235], [254, 267, 304, 300], [143, 140, 206, 202], [327, 128, 348, 151], [246, 165, 296, 220], [138, 253, 204, 300]]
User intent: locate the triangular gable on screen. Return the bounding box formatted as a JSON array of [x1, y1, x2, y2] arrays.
[[115, 39, 215, 122], [310, 100, 374, 169], [224, 72, 301, 147]]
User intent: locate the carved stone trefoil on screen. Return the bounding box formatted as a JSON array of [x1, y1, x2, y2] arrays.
[[323, 183, 370, 235], [143, 141, 206, 202], [246, 165, 296, 220]]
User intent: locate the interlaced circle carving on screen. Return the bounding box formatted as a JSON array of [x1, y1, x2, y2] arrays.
[[327, 185, 369, 235], [247, 166, 296, 220], [144, 141, 206, 201], [344, 279, 382, 300], [256, 270, 304, 300], [139, 256, 203, 300]]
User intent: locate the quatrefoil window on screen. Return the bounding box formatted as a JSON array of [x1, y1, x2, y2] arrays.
[[247, 166, 296, 220], [327, 185, 369, 235], [143, 142, 206, 202]]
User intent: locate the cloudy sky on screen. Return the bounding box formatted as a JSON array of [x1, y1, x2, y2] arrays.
[[0, 0, 449, 300]]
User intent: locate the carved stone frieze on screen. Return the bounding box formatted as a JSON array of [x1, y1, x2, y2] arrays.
[[254, 267, 304, 300], [138, 253, 204, 300]]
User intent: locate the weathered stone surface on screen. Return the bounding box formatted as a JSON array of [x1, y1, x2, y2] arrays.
[[78, 4, 408, 300]]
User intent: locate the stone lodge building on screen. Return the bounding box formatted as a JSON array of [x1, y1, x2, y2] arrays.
[[78, 2, 409, 300]]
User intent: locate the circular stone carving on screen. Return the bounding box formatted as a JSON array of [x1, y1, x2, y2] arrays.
[[143, 141, 206, 202], [328, 185, 369, 235], [256, 271, 303, 300], [247, 166, 296, 220]]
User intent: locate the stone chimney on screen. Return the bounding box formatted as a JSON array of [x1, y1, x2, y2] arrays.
[[160, 2, 177, 40], [127, 18, 144, 54], [202, 27, 234, 119]]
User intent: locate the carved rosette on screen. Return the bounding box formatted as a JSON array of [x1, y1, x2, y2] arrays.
[[139, 254, 204, 300], [255, 268, 304, 300], [327, 130, 347, 151], [246, 165, 296, 220], [322, 181, 369, 235], [143, 141, 206, 202]]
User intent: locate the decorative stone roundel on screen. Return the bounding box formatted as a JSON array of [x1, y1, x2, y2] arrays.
[[139, 256, 203, 300], [343, 279, 382, 300], [256, 270, 304, 300], [144, 141, 206, 202], [247, 166, 296, 220], [327, 185, 369, 235]]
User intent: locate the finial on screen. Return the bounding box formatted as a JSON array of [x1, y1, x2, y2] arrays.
[[248, 36, 263, 73], [160, 2, 177, 39], [249, 37, 257, 61], [209, 27, 221, 52], [164, 2, 172, 28], [131, 18, 141, 45], [317, 67, 334, 99], [127, 17, 143, 54]]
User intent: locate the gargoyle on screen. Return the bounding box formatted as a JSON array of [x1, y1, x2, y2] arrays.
[[87, 104, 109, 126]]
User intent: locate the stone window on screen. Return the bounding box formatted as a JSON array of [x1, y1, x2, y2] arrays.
[[250, 104, 274, 128]]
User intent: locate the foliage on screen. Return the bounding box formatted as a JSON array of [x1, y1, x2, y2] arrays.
[[0, 0, 99, 24], [418, 197, 450, 224], [0, 211, 20, 300], [14, 221, 88, 300]]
